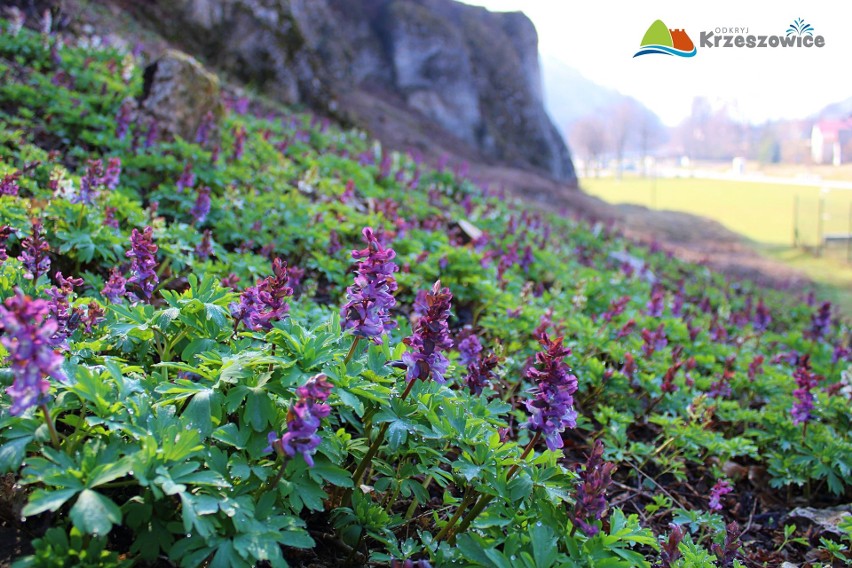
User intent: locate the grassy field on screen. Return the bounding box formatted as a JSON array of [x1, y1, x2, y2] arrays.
[[583, 175, 852, 314]]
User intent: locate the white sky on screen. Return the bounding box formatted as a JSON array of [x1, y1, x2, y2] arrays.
[[461, 0, 852, 125]]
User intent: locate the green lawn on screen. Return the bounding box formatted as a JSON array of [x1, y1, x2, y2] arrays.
[[583, 175, 852, 315]]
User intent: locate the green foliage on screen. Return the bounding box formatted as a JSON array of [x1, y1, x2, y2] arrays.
[[0, 18, 850, 567]]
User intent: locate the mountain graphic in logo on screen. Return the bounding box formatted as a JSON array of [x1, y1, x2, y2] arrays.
[[634, 20, 697, 57]]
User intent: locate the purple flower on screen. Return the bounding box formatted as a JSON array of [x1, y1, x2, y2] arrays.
[[0, 225, 11, 263], [524, 335, 578, 451], [458, 334, 483, 366], [104, 207, 120, 229], [753, 299, 771, 332], [833, 344, 851, 364], [176, 162, 195, 193], [402, 281, 454, 384], [807, 302, 832, 341], [73, 159, 106, 205], [103, 157, 121, 190], [791, 356, 818, 425], [102, 267, 127, 303], [195, 111, 215, 145], [45, 272, 84, 347], [126, 226, 159, 299], [602, 296, 630, 323], [340, 227, 398, 342], [266, 374, 333, 467], [572, 439, 615, 536], [115, 98, 133, 141], [748, 355, 764, 381], [230, 258, 294, 331], [646, 284, 665, 317], [143, 120, 158, 149], [327, 230, 342, 256], [190, 185, 211, 224], [19, 219, 51, 281], [196, 229, 213, 259], [82, 301, 105, 333], [465, 351, 499, 396], [708, 479, 733, 511], [231, 125, 246, 161], [641, 324, 667, 358], [0, 171, 21, 196], [1, 291, 67, 415]]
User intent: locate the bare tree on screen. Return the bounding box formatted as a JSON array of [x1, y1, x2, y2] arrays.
[[571, 117, 608, 177], [608, 100, 637, 179]]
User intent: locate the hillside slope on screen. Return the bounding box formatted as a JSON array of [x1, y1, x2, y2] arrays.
[[0, 12, 850, 568]]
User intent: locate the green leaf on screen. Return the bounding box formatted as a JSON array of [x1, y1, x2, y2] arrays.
[[213, 423, 249, 449], [87, 458, 134, 488], [0, 435, 31, 472], [69, 489, 122, 535], [278, 528, 315, 549], [529, 522, 558, 568], [310, 462, 354, 488], [22, 488, 80, 516]]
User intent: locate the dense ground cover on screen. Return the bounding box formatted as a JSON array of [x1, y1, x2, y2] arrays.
[[0, 18, 851, 567]]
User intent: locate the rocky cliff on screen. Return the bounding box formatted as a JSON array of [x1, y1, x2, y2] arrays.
[[115, 0, 576, 182]]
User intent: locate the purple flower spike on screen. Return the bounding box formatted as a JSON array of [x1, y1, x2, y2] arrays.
[[340, 227, 398, 343], [807, 302, 832, 341], [708, 479, 733, 511], [791, 355, 818, 425], [1, 291, 67, 415], [19, 219, 51, 281], [402, 281, 454, 384], [524, 334, 578, 451], [190, 185, 211, 224], [103, 157, 122, 190], [176, 162, 195, 193], [266, 373, 333, 467], [45, 272, 84, 348], [753, 299, 771, 332], [0, 171, 21, 196], [102, 267, 128, 303], [458, 334, 483, 367], [125, 226, 159, 299], [572, 439, 615, 536], [0, 225, 11, 263], [229, 258, 294, 331]]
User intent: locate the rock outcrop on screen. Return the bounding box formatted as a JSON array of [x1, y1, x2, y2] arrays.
[[141, 50, 222, 141], [120, 0, 576, 182]]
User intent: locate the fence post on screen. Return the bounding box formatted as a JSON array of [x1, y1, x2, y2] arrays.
[[793, 194, 799, 247], [817, 194, 825, 257]]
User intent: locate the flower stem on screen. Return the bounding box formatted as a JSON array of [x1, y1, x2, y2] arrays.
[[444, 431, 542, 543], [433, 488, 476, 542], [40, 403, 60, 448], [262, 456, 289, 498], [344, 337, 361, 366], [343, 379, 417, 505]]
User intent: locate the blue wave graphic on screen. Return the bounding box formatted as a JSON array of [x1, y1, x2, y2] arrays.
[[633, 44, 697, 58]]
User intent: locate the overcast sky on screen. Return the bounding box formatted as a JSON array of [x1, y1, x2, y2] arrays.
[[461, 0, 851, 125]]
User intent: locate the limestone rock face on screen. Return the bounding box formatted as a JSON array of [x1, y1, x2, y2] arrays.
[[126, 0, 576, 182], [141, 50, 222, 141]]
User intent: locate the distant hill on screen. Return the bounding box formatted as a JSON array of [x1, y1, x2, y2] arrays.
[[816, 96, 852, 120], [541, 55, 625, 132], [541, 55, 667, 156]]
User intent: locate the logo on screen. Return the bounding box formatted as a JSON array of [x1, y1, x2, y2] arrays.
[[699, 19, 825, 48], [786, 18, 813, 37], [634, 19, 697, 58]]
